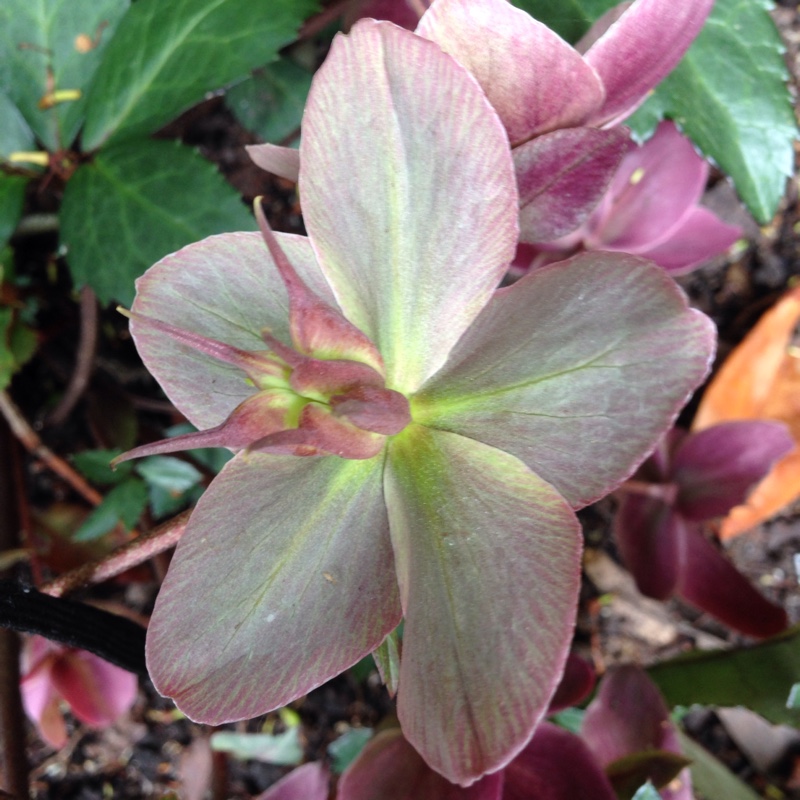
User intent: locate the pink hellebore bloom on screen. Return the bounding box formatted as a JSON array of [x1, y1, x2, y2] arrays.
[[117, 21, 713, 785], [615, 421, 793, 637], [524, 121, 743, 275], [252, 0, 714, 244], [339, 667, 687, 800], [20, 635, 137, 748], [254, 762, 329, 800]]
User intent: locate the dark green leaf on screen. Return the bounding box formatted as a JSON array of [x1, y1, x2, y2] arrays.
[[72, 449, 131, 486], [165, 423, 233, 473], [82, 0, 318, 149], [226, 58, 312, 144], [328, 727, 373, 774], [678, 732, 761, 800], [60, 139, 254, 305], [73, 477, 147, 541], [606, 749, 690, 800], [147, 483, 201, 519], [0, 175, 28, 250], [0, 0, 129, 151], [550, 707, 584, 735], [626, 0, 796, 223], [509, 0, 615, 42], [0, 90, 35, 159], [648, 624, 800, 726]]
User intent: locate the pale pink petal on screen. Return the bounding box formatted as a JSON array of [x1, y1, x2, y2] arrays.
[[584, 0, 715, 126], [502, 723, 616, 800], [146, 451, 401, 723], [676, 525, 788, 638], [20, 647, 61, 739], [637, 207, 742, 275], [586, 122, 708, 253], [246, 144, 300, 182], [338, 729, 503, 800], [417, 0, 604, 144], [672, 421, 794, 521], [385, 426, 581, 784], [132, 232, 334, 430], [300, 20, 518, 394], [51, 650, 137, 726], [255, 762, 329, 800], [417, 252, 715, 509], [614, 495, 682, 600], [514, 127, 628, 243]]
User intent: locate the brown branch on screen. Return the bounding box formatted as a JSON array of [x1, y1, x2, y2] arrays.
[[41, 509, 191, 598], [0, 391, 102, 506], [47, 286, 98, 426]]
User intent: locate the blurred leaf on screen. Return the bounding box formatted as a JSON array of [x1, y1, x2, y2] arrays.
[[210, 728, 303, 766], [0, 90, 35, 160], [147, 483, 201, 519], [607, 750, 690, 800], [74, 478, 147, 541], [631, 784, 661, 800], [648, 625, 800, 726], [0, 175, 28, 249], [0, 301, 37, 392], [60, 139, 254, 305], [328, 727, 373, 774], [81, 0, 319, 150], [136, 456, 202, 494], [86, 386, 138, 451], [551, 706, 584, 735], [627, 0, 796, 223], [72, 449, 131, 486], [509, 0, 614, 42], [787, 683, 800, 710], [227, 59, 312, 144], [678, 732, 761, 800], [693, 285, 800, 538], [0, 0, 129, 151]]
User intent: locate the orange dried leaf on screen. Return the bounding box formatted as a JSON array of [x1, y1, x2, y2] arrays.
[[694, 284, 800, 538]]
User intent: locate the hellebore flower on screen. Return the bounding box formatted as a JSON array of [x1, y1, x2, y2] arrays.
[[118, 21, 713, 785], [20, 635, 137, 748], [614, 421, 793, 638], [254, 762, 329, 800], [338, 666, 686, 800], [521, 121, 743, 275], [251, 0, 714, 244]]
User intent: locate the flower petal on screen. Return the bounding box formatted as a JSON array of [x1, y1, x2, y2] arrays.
[[586, 122, 709, 253], [146, 451, 401, 723], [385, 425, 581, 784], [515, 127, 629, 243], [582, 665, 673, 765], [416, 252, 715, 509], [246, 144, 300, 182], [300, 20, 518, 394], [614, 495, 682, 600], [583, 0, 715, 127], [672, 421, 794, 521], [131, 232, 334, 430], [502, 723, 616, 800], [637, 207, 742, 275], [547, 652, 596, 714], [255, 762, 329, 800], [51, 650, 137, 726], [338, 729, 503, 800], [675, 525, 788, 638], [417, 0, 605, 144]]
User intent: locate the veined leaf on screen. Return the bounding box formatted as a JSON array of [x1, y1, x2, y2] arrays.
[[81, 0, 318, 149], [678, 732, 761, 800], [59, 139, 254, 305], [626, 0, 796, 223], [0, 0, 129, 151], [74, 477, 148, 541]]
